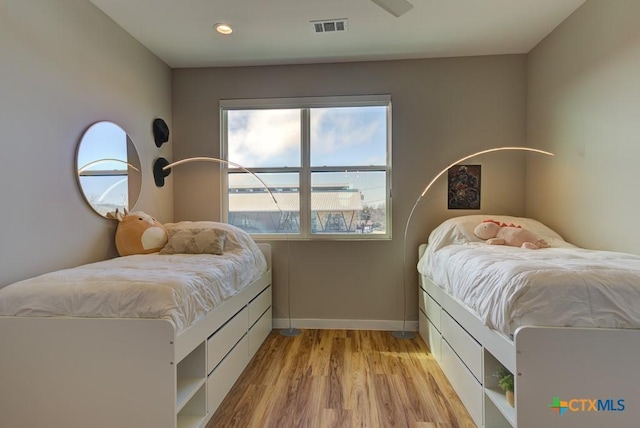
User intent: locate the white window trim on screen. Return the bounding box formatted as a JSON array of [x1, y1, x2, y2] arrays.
[[220, 95, 392, 240]]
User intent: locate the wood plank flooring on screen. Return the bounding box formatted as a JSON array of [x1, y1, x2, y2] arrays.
[[207, 329, 476, 428]]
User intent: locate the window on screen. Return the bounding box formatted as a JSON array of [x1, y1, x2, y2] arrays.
[[221, 95, 391, 240]]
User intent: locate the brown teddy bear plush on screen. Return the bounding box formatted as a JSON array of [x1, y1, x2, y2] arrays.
[[473, 220, 548, 249], [114, 210, 168, 256]]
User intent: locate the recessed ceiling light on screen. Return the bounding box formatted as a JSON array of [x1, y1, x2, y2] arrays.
[[214, 23, 234, 35]]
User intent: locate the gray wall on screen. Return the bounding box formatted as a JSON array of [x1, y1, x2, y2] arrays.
[[9, 0, 613, 327], [0, 0, 173, 288], [526, 0, 640, 254], [172, 56, 530, 326]]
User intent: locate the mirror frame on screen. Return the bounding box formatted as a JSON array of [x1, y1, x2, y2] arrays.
[[75, 121, 142, 218]]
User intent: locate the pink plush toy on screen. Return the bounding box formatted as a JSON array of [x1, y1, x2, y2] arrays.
[[473, 220, 548, 249]]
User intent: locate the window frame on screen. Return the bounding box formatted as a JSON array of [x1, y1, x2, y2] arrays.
[[220, 95, 392, 240]]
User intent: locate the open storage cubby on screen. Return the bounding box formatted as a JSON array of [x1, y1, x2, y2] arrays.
[[176, 342, 207, 428], [177, 383, 207, 428], [483, 350, 515, 428]]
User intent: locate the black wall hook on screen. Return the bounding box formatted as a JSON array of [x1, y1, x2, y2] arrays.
[[153, 157, 171, 187], [152, 118, 170, 147]]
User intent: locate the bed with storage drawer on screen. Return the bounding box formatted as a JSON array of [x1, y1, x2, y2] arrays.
[[417, 215, 640, 428], [0, 222, 272, 428]]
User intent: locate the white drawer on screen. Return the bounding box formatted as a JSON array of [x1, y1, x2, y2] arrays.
[[248, 286, 271, 328], [207, 306, 247, 374], [419, 288, 441, 331], [441, 310, 482, 382], [418, 287, 427, 313], [419, 309, 441, 362], [248, 306, 272, 358], [207, 335, 249, 416], [441, 340, 483, 427]]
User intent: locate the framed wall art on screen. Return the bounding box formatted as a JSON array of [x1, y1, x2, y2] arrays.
[[447, 164, 481, 209]]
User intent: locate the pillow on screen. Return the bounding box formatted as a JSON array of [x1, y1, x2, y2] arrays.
[[161, 221, 256, 253], [427, 214, 570, 252], [160, 227, 227, 255]]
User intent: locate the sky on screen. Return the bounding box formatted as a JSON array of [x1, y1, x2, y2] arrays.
[[226, 106, 388, 206]]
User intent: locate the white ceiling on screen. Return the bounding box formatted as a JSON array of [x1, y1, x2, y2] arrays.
[[89, 0, 585, 68]]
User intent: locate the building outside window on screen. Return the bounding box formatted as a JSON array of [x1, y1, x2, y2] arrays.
[[221, 95, 391, 240]]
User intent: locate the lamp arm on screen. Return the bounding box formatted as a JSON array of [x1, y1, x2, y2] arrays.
[[394, 146, 554, 338], [163, 157, 279, 208], [419, 147, 554, 198], [97, 177, 128, 203], [78, 158, 140, 174], [155, 155, 300, 336]]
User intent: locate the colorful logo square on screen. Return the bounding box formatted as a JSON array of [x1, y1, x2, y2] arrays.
[[550, 396, 569, 415]]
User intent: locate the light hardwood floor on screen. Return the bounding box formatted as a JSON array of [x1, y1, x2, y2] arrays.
[[207, 329, 475, 428]]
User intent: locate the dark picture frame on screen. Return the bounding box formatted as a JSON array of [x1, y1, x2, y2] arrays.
[[447, 164, 481, 209]]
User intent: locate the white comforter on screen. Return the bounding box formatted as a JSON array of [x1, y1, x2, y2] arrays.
[[0, 246, 267, 333], [418, 243, 640, 336], [417, 215, 640, 336]]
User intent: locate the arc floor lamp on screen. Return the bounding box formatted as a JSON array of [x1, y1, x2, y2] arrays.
[[392, 146, 555, 340], [153, 156, 301, 337]]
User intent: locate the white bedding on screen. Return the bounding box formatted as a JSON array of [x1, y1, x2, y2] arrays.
[[417, 215, 640, 336], [0, 223, 267, 333]]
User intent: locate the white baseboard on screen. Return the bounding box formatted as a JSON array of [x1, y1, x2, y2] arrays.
[[273, 318, 419, 332]]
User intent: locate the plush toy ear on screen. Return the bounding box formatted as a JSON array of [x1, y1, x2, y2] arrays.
[[115, 209, 125, 222]]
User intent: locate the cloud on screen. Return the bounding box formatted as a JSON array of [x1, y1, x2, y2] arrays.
[[310, 107, 386, 165], [228, 109, 300, 167], [227, 106, 387, 168]]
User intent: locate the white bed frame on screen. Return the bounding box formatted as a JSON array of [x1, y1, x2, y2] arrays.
[[417, 244, 640, 428], [0, 244, 273, 428]]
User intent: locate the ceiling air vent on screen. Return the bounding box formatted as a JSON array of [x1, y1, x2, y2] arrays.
[[311, 19, 348, 34]]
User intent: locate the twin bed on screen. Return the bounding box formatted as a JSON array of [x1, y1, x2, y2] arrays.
[[417, 215, 640, 428], [3, 213, 639, 428], [0, 221, 272, 428]]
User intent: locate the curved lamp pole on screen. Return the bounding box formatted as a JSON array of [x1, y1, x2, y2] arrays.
[[392, 147, 555, 340], [153, 156, 301, 337], [78, 158, 140, 174]]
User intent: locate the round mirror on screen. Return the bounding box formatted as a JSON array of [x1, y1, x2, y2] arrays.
[[76, 121, 142, 218]]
